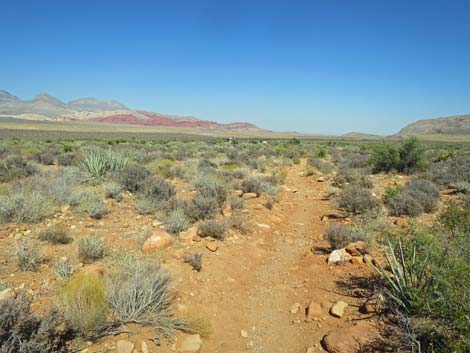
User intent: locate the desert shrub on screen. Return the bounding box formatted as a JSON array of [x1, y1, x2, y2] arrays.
[[57, 153, 75, 166], [370, 137, 426, 174], [190, 194, 221, 220], [449, 181, 470, 194], [307, 158, 333, 175], [406, 178, 439, 213], [338, 185, 379, 215], [241, 175, 278, 197], [383, 185, 405, 202], [372, 232, 470, 352], [0, 189, 52, 223], [193, 176, 227, 207], [386, 192, 424, 217], [228, 211, 249, 234], [102, 181, 123, 201], [117, 164, 151, 192], [106, 254, 185, 339], [33, 150, 55, 165], [431, 155, 470, 186], [164, 208, 191, 236], [77, 236, 105, 263], [72, 190, 107, 219], [53, 258, 74, 281], [198, 219, 227, 239], [386, 179, 439, 217], [135, 197, 159, 214], [58, 272, 109, 337], [324, 223, 365, 249], [334, 167, 373, 188], [139, 176, 176, 202], [38, 223, 71, 244], [183, 252, 202, 272], [14, 239, 43, 271], [229, 196, 244, 210], [439, 201, 470, 237], [0, 294, 69, 353], [0, 155, 37, 183]]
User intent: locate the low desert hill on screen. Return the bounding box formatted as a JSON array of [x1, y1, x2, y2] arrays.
[[398, 115, 470, 135]]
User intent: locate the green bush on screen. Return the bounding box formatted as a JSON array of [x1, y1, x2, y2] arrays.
[[58, 272, 109, 337], [338, 185, 379, 215], [370, 137, 427, 174], [77, 236, 105, 263], [14, 239, 43, 271], [38, 223, 71, 244]]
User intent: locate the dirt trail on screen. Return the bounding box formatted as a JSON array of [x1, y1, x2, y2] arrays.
[[176, 161, 374, 353]]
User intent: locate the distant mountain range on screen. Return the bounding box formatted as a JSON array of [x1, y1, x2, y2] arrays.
[[0, 90, 263, 131]]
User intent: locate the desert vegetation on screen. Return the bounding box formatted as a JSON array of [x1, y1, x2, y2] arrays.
[[0, 135, 468, 352]]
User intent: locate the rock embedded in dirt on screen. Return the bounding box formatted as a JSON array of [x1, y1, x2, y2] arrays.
[[290, 302, 302, 314], [0, 287, 15, 301], [322, 321, 381, 353], [317, 176, 326, 182], [240, 329, 248, 338], [242, 192, 258, 199], [350, 256, 364, 265], [223, 204, 232, 216], [175, 303, 189, 316], [142, 230, 173, 254], [180, 227, 197, 244], [233, 190, 244, 197], [345, 241, 367, 256], [306, 301, 322, 321], [141, 341, 149, 353], [330, 301, 348, 318], [177, 334, 202, 353], [116, 340, 134, 353], [206, 242, 218, 252], [327, 249, 352, 264]]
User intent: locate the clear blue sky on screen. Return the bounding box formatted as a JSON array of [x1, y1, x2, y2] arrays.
[[2, 0, 470, 135]]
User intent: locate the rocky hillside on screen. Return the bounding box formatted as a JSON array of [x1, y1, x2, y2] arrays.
[[398, 115, 470, 135], [0, 89, 264, 131]]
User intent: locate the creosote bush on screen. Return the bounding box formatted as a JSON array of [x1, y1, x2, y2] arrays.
[[58, 272, 109, 337], [77, 235, 105, 263], [38, 223, 71, 244], [324, 223, 365, 249]]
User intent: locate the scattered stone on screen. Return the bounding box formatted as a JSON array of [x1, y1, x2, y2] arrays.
[[180, 227, 197, 244], [317, 176, 325, 182], [350, 256, 364, 265], [223, 204, 232, 216], [345, 241, 367, 256], [327, 249, 352, 264], [290, 302, 301, 314], [363, 254, 378, 266], [175, 304, 189, 316], [322, 321, 381, 353], [142, 230, 173, 254], [306, 348, 316, 353], [0, 287, 15, 301], [394, 217, 409, 228], [116, 340, 134, 353], [306, 301, 322, 321], [242, 192, 257, 199], [330, 301, 348, 318], [234, 190, 244, 197], [177, 334, 202, 353], [206, 242, 218, 252], [172, 249, 185, 260], [271, 215, 282, 224], [240, 329, 248, 338], [141, 341, 149, 353]]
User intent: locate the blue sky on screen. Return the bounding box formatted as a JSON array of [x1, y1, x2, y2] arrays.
[[2, 0, 470, 135]]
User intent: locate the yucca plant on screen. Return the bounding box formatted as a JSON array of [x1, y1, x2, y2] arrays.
[[368, 238, 429, 314], [79, 150, 129, 180]]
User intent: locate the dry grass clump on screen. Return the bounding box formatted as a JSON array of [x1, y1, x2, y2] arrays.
[[38, 223, 71, 244], [183, 252, 202, 272], [198, 219, 227, 240], [164, 208, 191, 236], [53, 258, 74, 281], [14, 239, 44, 271], [102, 181, 123, 201], [338, 185, 379, 215], [77, 236, 106, 263], [71, 190, 107, 219], [0, 188, 52, 223], [58, 272, 109, 337]]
